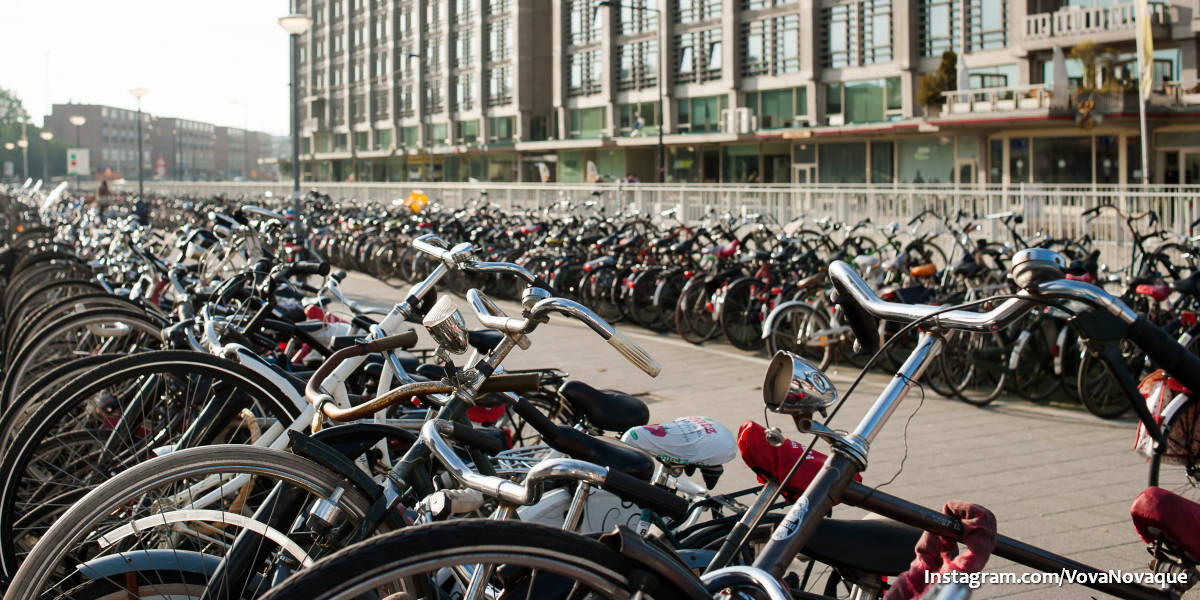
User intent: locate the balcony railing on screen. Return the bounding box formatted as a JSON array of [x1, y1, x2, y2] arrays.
[[941, 84, 1056, 114], [1025, 2, 1168, 40]]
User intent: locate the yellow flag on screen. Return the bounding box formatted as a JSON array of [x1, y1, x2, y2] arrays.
[[1137, 0, 1154, 99]]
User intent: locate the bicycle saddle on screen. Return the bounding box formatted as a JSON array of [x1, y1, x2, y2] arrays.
[[558, 380, 649, 433], [804, 518, 922, 577], [545, 425, 656, 480], [467, 329, 505, 355], [621, 416, 737, 467], [1131, 486, 1200, 561], [1174, 271, 1200, 297], [953, 260, 987, 279]]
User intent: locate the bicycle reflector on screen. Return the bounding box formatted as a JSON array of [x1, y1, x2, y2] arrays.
[[763, 351, 837, 417], [1011, 248, 1067, 291]]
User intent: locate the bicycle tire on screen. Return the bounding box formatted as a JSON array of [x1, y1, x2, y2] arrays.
[[765, 302, 832, 370], [259, 519, 677, 600], [0, 350, 301, 578], [1076, 347, 1136, 419], [719, 277, 767, 351], [5, 445, 376, 600]]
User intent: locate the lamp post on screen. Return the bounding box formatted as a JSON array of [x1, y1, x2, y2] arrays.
[[279, 12, 312, 244], [68, 115, 86, 187], [130, 88, 148, 200], [3, 143, 12, 181], [39, 131, 53, 183], [598, 1, 665, 183], [16, 136, 29, 181]]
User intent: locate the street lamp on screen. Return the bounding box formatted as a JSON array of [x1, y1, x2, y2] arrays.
[[16, 136, 29, 181], [598, 0, 665, 183], [279, 12, 312, 243], [39, 131, 53, 183], [68, 115, 86, 187], [130, 88, 148, 201]]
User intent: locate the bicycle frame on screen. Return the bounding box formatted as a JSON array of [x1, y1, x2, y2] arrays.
[[705, 309, 1179, 599]]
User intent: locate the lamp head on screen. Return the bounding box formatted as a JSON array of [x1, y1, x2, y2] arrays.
[[130, 87, 148, 99], [39, 131, 53, 141], [15, 139, 28, 149], [68, 115, 86, 127], [278, 14, 312, 35]]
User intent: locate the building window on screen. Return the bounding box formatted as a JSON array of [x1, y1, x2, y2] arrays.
[[489, 116, 514, 141], [617, 40, 658, 91], [568, 107, 606, 139], [372, 90, 389, 119], [454, 29, 475, 68], [742, 14, 799, 76], [402, 126, 418, 147], [744, 87, 807, 129], [567, 0, 602, 46], [676, 95, 725, 133], [456, 119, 479, 143], [568, 49, 603, 96], [354, 131, 369, 151], [919, 0, 957, 58], [617, 101, 658, 136], [375, 128, 392, 150], [453, 0, 474, 23], [486, 18, 511, 61], [430, 123, 448, 145], [871, 141, 894, 183], [743, 0, 799, 8], [675, 28, 722, 84], [676, 0, 720, 23], [487, 65, 513, 106], [618, 0, 658, 34], [424, 82, 444, 112], [488, 0, 511, 15], [455, 73, 475, 110], [823, 1, 891, 68], [824, 77, 901, 124], [968, 0, 1006, 51]]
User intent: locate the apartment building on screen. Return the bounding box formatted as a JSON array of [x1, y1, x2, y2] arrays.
[[294, 0, 1200, 185], [45, 103, 280, 181]]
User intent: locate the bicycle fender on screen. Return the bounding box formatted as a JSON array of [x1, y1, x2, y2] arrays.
[[78, 549, 264, 588], [1160, 392, 1193, 426], [598, 524, 711, 599], [760, 300, 813, 340]]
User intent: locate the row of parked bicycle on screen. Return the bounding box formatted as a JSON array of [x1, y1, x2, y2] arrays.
[[0, 179, 1195, 600], [309, 190, 1200, 420]]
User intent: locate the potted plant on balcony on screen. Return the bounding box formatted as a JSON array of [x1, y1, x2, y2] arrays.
[[918, 51, 957, 117]]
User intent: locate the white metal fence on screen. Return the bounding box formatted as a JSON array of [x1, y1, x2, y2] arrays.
[[100, 180, 1200, 273]]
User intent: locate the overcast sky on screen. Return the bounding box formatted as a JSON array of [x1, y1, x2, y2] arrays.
[[3, 0, 292, 135]]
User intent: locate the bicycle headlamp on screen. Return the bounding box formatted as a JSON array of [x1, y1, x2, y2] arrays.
[[763, 351, 838, 416], [423, 296, 469, 355]]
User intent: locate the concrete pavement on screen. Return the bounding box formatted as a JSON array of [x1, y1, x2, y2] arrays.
[[341, 271, 1159, 599]]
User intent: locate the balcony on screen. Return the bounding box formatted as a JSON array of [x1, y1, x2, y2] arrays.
[[1023, 2, 1171, 49], [302, 116, 326, 132], [941, 84, 1056, 116]]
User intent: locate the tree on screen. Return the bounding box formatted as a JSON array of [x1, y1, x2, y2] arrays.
[[917, 51, 957, 109], [1069, 41, 1117, 92], [0, 87, 29, 128]]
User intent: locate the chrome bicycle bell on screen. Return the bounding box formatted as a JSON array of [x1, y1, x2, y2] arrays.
[[423, 296, 469, 355], [763, 351, 838, 417], [1010, 248, 1067, 291]]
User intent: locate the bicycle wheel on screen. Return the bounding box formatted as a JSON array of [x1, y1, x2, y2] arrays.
[[765, 302, 832, 370], [1010, 318, 1062, 403], [259, 520, 677, 600], [0, 354, 119, 455], [584, 266, 624, 324], [675, 278, 719, 344], [625, 268, 663, 330], [652, 270, 685, 333], [0, 351, 300, 578], [719, 278, 767, 351], [941, 331, 1008, 407], [1076, 345, 1136, 419], [5, 445, 376, 600], [1148, 394, 1200, 503]]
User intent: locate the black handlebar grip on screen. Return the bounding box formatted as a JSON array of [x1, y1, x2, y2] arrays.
[[291, 261, 331, 277], [601, 469, 689, 521], [829, 284, 880, 356], [370, 329, 420, 352], [478, 372, 542, 393], [533, 276, 559, 297], [435, 420, 505, 456], [1126, 315, 1200, 396]]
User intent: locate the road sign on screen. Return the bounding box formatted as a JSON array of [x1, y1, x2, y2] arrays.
[[67, 148, 89, 176], [155, 155, 167, 177]]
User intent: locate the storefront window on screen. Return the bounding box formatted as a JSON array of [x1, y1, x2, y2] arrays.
[[1033, 136, 1090, 184], [667, 146, 698, 183], [818, 142, 866, 184], [793, 142, 815, 163], [723, 144, 760, 183], [871, 141, 894, 183], [897, 137, 954, 183], [1009, 138, 1029, 183], [1096, 135, 1119, 184], [559, 150, 584, 182], [762, 142, 790, 183], [487, 154, 515, 182], [596, 149, 626, 181], [1127, 136, 1146, 184]]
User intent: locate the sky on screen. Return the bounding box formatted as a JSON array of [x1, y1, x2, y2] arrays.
[[3, 0, 293, 135]]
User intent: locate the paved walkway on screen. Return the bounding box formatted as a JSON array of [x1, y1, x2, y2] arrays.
[[342, 271, 1154, 599]]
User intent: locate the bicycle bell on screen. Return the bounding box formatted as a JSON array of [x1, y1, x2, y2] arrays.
[[1010, 248, 1067, 292], [763, 351, 838, 417], [423, 295, 469, 355]]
